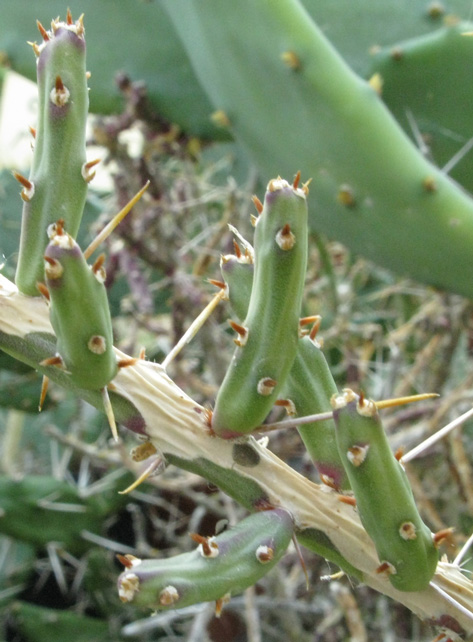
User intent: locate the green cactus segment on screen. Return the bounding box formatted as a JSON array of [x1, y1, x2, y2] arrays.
[[331, 389, 438, 592], [212, 178, 308, 438], [283, 336, 349, 489], [163, 0, 473, 298], [117, 508, 294, 610], [369, 21, 473, 192], [220, 246, 349, 488], [0, 474, 126, 553], [15, 16, 88, 295], [44, 224, 117, 391]]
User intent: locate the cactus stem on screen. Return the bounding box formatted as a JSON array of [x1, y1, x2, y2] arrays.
[[81, 158, 101, 183], [101, 386, 118, 442], [401, 405, 473, 463], [251, 195, 263, 214], [36, 20, 50, 41], [83, 181, 150, 259], [12, 171, 35, 201]]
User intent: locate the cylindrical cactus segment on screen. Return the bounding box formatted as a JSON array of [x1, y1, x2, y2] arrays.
[[331, 389, 439, 592], [211, 176, 309, 438], [43, 222, 117, 391], [118, 508, 294, 610], [220, 244, 349, 488], [15, 14, 89, 295]]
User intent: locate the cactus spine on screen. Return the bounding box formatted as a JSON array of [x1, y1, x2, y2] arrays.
[[118, 508, 294, 611], [15, 13, 89, 295], [211, 176, 308, 438], [331, 389, 439, 592]]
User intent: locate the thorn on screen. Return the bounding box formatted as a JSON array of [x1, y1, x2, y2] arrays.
[[338, 495, 357, 506], [292, 533, 310, 590], [208, 278, 226, 290], [337, 184, 356, 208], [232, 239, 242, 258], [75, 14, 85, 38], [38, 376, 49, 411], [293, 170, 301, 190], [228, 320, 248, 347], [130, 441, 157, 462], [275, 223, 296, 251], [320, 474, 338, 490], [359, 390, 366, 407], [161, 289, 226, 369], [29, 126, 37, 139], [375, 392, 439, 411], [117, 357, 137, 368], [37, 20, 50, 41], [215, 594, 231, 618], [260, 410, 334, 433], [36, 282, 50, 301], [39, 355, 64, 368], [275, 398, 296, 416], [189, 532, 219, 557], [91, 253, 105, 275], [12, 171, 34, 201], [81, 158, 101, 183], [66, 8, 73, 24], [139, 346, 146, 360], [210, 110, 231, 128], [101, 387, 118, 442], [251, 195, 263, 215], [301, 178, 312, 196], [433, 527, 455, 548], [402, 405, 473, 464], [300, 315, 320, 328], [376, 561, 396, 576], [394, 446, 404, 461], [55, 75, 65, 93], [28, 41, 41, 57], [250, 214, 258, 227], [368, 72, 383, 95], [83, 181, 150, 259], [116, 553, 142, 569], [118, 455, 164, 494], [309, 316, 322, 341]]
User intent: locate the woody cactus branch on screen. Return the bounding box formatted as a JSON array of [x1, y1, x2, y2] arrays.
[[0, 274, 472, 635]]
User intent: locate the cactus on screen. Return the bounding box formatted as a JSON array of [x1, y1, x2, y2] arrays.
[[14, 13, 89, 295], [211, 176, 308, 438], [162, 0, 473, 298], [117, 508, 294, 611], [331, 389, 439, 592], [221, 234, 349, 488], [369, 20, 473, 192]]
